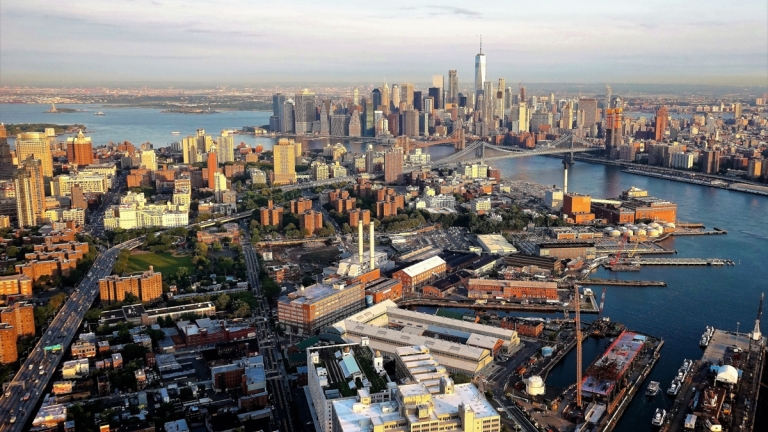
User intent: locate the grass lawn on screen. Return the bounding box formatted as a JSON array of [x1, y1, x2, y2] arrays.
[[126, 252, 193, 276]]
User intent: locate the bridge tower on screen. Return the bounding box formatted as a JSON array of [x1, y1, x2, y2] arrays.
[[453, 129, 466, 151], [562, 135, 575, 194]]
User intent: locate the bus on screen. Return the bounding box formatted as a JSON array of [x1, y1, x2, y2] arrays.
[[44, 344, 62, 353]]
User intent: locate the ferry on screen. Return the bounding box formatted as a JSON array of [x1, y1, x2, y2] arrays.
[[646, 381, 660, 396], [171, 131, 181, 135], [667, 379, 680, 396], [94, 111, 105, 116], [652, 408, 666, 426]]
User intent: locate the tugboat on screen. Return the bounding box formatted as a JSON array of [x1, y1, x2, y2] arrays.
[[652, 408, 666, 426], [667, 379, 681, 396], [700, 326, 714, 347], [646, 381, 660, 396], [676, 367, 687, 381]]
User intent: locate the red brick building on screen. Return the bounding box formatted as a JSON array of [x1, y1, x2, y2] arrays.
[[467, 279, 558, 300], [299, 210, 324, 236]]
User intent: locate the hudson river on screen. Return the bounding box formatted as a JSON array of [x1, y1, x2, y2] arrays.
[[1, 104, 766, 430]]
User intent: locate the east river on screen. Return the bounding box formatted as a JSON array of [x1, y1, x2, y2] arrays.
[[2, 104, 766, 430]]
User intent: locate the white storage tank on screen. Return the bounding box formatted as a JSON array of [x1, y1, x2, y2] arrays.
[[525, 375, 546, 396], [625, 230, 634, 237], [610, 230, 621, 237], [603, 227, 615, 233], [648, 229, 660, 237], [664, 222, 676, 228], [637, 229, 648, 237], [649, 222, 661, 229]]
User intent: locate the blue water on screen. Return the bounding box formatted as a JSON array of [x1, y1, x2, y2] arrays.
[[1, 103, 763, 430]]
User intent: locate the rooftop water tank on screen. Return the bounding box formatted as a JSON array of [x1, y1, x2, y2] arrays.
[[541, 346, 554, 357]]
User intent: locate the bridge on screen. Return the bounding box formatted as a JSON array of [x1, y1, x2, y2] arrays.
[[405, 133, 603, 172]]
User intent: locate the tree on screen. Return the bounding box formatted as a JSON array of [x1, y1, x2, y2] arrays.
[[212, 242, 223, 252], [194, 242, 209, 256], [261, 277, 281, 299], [231, 300, 250, 318], [215, 293, 231, 311]]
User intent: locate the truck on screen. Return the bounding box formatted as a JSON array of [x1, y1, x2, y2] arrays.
[[684, 414, 697, 430]]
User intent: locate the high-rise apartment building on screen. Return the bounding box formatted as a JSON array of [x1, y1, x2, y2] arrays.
[[384, 148, 403, 184], [196, 128, 213, 153], [403, 110, 420, 137], [182, 136, 198, 164], [605, 108, 623, 156], [734, 103, 742, 118], [448, 70, 458, 104], [655, 106, 668, 142], [294, 90, 316, 135], [207, 150, 217, 188], [0, 323, 17, 364], [0, 125, 14, 180], [140, 150, 157, 171], [98, 267, 163, 303], [66, 130, 94, 167], [701, 150, 721, 174], [217, 131, 235, 163], [273, 138, 301, 186], [15, 132, 53, 181], [299, 210, 324, 237], [0, 302, 35, 337], [15, 157, 46, 227]]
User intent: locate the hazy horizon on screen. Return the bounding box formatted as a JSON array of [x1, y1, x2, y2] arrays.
[[1, 0, 767, 87]]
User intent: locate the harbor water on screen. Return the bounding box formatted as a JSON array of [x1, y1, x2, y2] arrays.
[[2, 104, 766, 430]]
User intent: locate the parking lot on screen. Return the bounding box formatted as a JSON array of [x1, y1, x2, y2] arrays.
[[406, 227, 473, 251]]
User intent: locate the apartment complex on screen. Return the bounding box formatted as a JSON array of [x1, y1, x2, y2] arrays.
[[0, 274, 33, 297], [277, 282, 365, 335], [50, 171, 110, 196], [0, 323, 17, 364], [15, 132, 53, 179], [14, 157, 47, 227], [273, 138, 301, 185], [98, 267, 163, 303], [65, 130, 94, 166]]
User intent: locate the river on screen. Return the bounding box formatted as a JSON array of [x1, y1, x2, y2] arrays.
[[1, 103, 765, 430]]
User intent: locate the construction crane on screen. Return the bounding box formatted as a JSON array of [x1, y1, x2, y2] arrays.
[[628, 236, 640, 258], [575, 284, 583, 408], [608, 232, 629, 265]]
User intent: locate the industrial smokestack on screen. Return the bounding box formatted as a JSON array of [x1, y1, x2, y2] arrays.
[[563, 165, 568, 194], [358, 220, 364, 264], [369, 221, 375, 270]]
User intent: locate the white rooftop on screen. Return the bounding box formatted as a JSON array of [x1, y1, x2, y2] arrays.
[[401, 256, 446, 277]]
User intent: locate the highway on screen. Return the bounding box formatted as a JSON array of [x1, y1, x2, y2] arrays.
[[0, 238, 143, 431]]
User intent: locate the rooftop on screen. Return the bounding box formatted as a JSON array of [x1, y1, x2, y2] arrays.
[[399, 256, 446, 278], [581, 331, 645, 397]]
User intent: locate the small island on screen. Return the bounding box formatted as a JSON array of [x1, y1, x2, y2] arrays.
[[160, 108, 220, 114], [5, 124, 86, 135]]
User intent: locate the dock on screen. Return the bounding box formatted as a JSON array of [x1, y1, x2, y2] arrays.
[[578, 278, 667, 287], [620, 258, 735, 266]]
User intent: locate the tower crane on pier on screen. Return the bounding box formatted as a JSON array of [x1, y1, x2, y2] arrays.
[[609, 232, 629, 266], [575, 284, 583, 408]]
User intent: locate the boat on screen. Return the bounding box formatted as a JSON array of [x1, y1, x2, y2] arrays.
[[676, 368, 687, 381], [667, 379, 680, 395], [652, 408, 667, 426], [171, 131, 181, 135], [700, 326, 714, 347], [646, 381, 660, 396], [94, 111, 105, 116], [682, 359, 692, 372]]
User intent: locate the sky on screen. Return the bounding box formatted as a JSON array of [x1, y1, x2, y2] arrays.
[[1, 0, 767, 87]]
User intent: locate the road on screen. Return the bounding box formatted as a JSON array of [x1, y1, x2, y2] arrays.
[[0, 239, 143, 431], [240, 221, 294, 432]]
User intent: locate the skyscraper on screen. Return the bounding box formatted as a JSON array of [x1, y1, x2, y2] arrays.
[[371, 89, 382, 111], [391, 84, 400, 110], [0, 124, 13, 180], [381, 81, 390, 111], [66, 130, 94, 167], [605, 108, 623, 155], [348, 110, 361, 137], [282, 99, 295, 134], [403, 110, 419, 137], [413, 91, 423, 112], [474, 40, 486, 97], [400, 83, 415, 109], [272, 93, 286, 132], [217, 131, 235, 163], [14, 157, 46, 227], [734, 103, 742, 118], [15, 132, 53, 181], [273, 139, 301, 185], [428, 87, 442, 111], [207, 149, 217, 188], [363, 99, 375, 137], [448, 70, 458, 105], [604, 85, 612, 120], [352, 87, 359, 106], [654, 106, 668, 142], [294, 89, 316, 135], [579, 99, 599, 128]]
